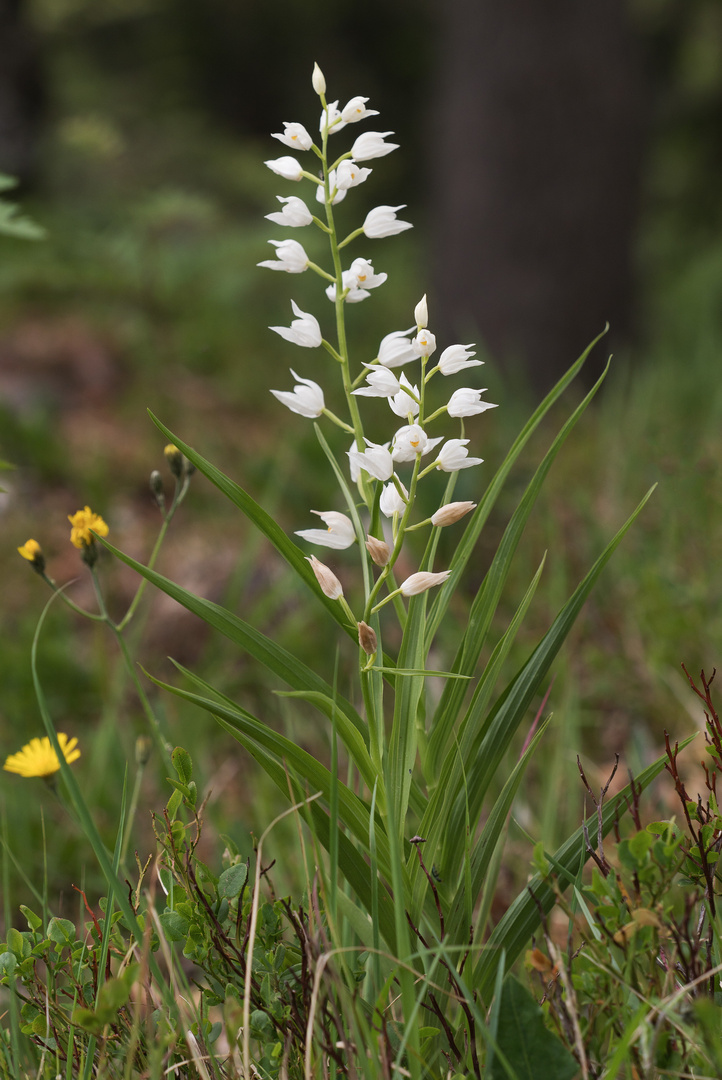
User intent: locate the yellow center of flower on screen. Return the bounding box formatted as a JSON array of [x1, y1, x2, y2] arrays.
[[68, 506, 109, 549]]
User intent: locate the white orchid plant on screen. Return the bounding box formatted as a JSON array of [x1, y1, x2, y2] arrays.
[[100, 63, 659, 1071], [261, 63, 497, 652]]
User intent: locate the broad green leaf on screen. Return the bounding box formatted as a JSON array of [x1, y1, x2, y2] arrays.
[[99, 535, 367, 741], [426, 327, 607, 646], [489, 976, 578, 1080], [472, 739, 694, 1001], [218, 863, 248, 900]]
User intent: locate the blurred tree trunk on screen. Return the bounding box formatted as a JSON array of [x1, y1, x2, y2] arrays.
[[430, 0, 650, 395], [0, 0, 44, 183]]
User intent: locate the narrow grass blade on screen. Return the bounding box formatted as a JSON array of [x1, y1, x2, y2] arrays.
[[425, 327, 607, 646], [472, 739, 694, 1001], [427, 361, 609, 768]]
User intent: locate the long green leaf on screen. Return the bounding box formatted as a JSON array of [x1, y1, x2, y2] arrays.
[[148, 412, 359, 642], [472, 738, 695, 1001], [387, 591, 428, 844], [425, 327, 608, 646], [99, 536, 367, 740], [427, 361, 609, 770], [440, 484, 656, 880], [410, 559, 546, 913], [144, 668, 411, 914]]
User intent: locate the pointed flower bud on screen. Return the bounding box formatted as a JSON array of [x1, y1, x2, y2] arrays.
[[351, 132, 399, 161], [379, 480, 408, 518], [257, 238, 309, 273], [269, 300, 322, 348], [150, 469, 165, 510], [365, 535, 391, 566], [399, 570, 451, 597], [435, 439, 484, 472], [438, 343, 481, 375], [271, 368, 325, 418], [264, 156, 304, 181], [164, 444, 185, 477], [265, 196, 313, 228], [447, 388, 497, 418], [307, 555, 343, 600], [431, 501, 477, 527], [414, 295, 428, 329], [17, 539, 45, 574], [312, 63, 326, 96], [363, 205, 412, 239], [358, 621, 378, 657]]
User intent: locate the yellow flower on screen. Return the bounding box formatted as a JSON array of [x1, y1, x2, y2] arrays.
[[4, 734, 81, 778], [163, 444, 184, 478], [68, 506, 109, 549], [17, 539, 45, 572]]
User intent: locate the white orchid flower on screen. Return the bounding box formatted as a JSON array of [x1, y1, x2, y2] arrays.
[[399, 570, 451, 597], [271, 368, 325, 417], [271, 122, 313, 151], [296, 511, 356, 549], [326, 270, 370, 303], [348, 258, 387, 289], [351, 131, 399, 161], [340, 96, 379, 124], [316, 169, 347, 205], [348, 439, 360, 482], [447, 388, 498, 418], [389, 373, 420, 418], [336, 159, 372, 189], [264, 156, 303, 181], [257, 239, 309, 273], [320, 101, 346, 136], [352, 364, 401, 399], [391, 424, 438, 462], [377, 327, 417, 368], [412, 329, 437, 357], [348, 439, 395, 481], [435, 439, 484, 472], [438, 343, 482, 375], [265, 196, 313, 228], [269, 301, 322, 348], [380, 480, 408, 518], [363, 205, 413, 238]]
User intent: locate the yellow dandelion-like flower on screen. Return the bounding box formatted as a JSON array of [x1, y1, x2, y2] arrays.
[[4, 734, 81, 779], [68, 506, 109, 549], [17, 539, 45, 573]]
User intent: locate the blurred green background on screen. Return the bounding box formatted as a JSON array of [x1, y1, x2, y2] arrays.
[[1, 0, 722, 910]]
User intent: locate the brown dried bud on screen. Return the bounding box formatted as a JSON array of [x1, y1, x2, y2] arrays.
[[357, 621, 377, 656], [430, 501, 477, 527], [365, 535, 391, 566], [306, 555, 344, 600]]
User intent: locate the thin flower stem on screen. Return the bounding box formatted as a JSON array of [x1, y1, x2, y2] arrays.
[[321, 408, 354, 433], [110, 623, 171, 766], [41, 575, 106, 622]]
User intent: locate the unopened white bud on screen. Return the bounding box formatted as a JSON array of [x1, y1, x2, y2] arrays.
[[365, 535, 391, 566], [431, 501, 477, 527], [312, 63, 326, 96], [306, 555, 343, 600], [414, 294, 428, 329], [399, 570, 451, 597], [357, 621, 378, 657]]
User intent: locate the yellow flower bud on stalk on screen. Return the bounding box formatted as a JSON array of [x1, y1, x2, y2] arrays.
[[17, 539, 45, 574]]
